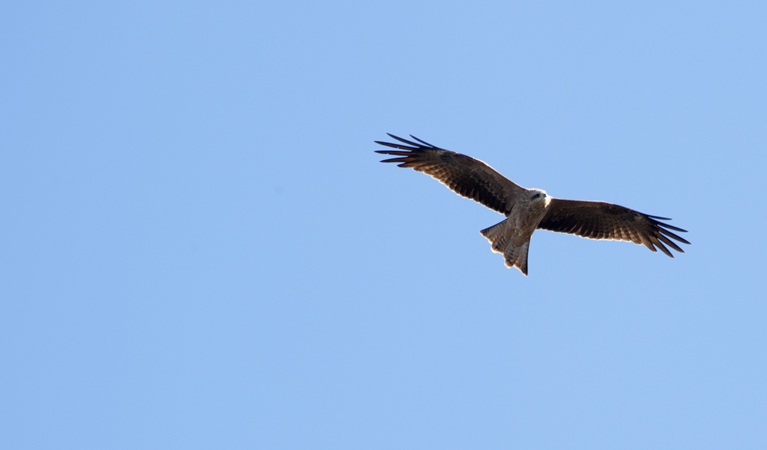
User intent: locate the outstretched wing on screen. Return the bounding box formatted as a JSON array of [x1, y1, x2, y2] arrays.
[[537, 199, 690, 257], [375, 134, 523, 214]]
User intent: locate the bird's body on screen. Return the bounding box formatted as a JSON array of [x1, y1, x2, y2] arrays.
[[479, 188, 550, 274], [375, 134, 689, 276]]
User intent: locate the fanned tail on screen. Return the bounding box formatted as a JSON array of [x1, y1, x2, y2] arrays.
[[480, 220, 509, 253], [480, 220, 531, 276]]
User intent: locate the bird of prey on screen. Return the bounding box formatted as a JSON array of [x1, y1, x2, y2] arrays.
[[375, 134, 689, 276]]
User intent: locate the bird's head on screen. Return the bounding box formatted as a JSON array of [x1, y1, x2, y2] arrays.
[[530, 189, 550, 207]]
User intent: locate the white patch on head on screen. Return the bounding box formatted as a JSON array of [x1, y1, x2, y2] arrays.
[[529, 189, 551, 209]]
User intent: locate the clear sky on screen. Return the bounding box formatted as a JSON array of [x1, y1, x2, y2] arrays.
[[2, 1, 766, 449]]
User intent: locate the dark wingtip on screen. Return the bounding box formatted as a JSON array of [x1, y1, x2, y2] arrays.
[[409, 135, 437, 148], [661, 223, 688, 233], [387, 134, 422, 147], [658, 227, 691, 245], [379, 157, 410, 164], [655, 240, 674, 257]]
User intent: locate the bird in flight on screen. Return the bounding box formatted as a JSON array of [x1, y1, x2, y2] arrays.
[[375, 134, 690, 276]]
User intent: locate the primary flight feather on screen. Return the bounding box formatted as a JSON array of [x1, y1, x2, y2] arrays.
[[375, 134, 690, 276]]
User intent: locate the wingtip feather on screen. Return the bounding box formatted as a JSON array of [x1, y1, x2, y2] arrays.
[[409, 135, 437, 148], [387, 134, 421, 147], [379, 157, 410, 164], [657, 227, 691, 246], [655, 239, 674, 257]]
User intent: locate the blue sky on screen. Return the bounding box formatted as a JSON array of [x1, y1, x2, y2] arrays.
[[2, 1, 766, 449]]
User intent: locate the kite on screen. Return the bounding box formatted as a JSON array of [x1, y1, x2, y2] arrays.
[[375, 134, 690, 275]]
